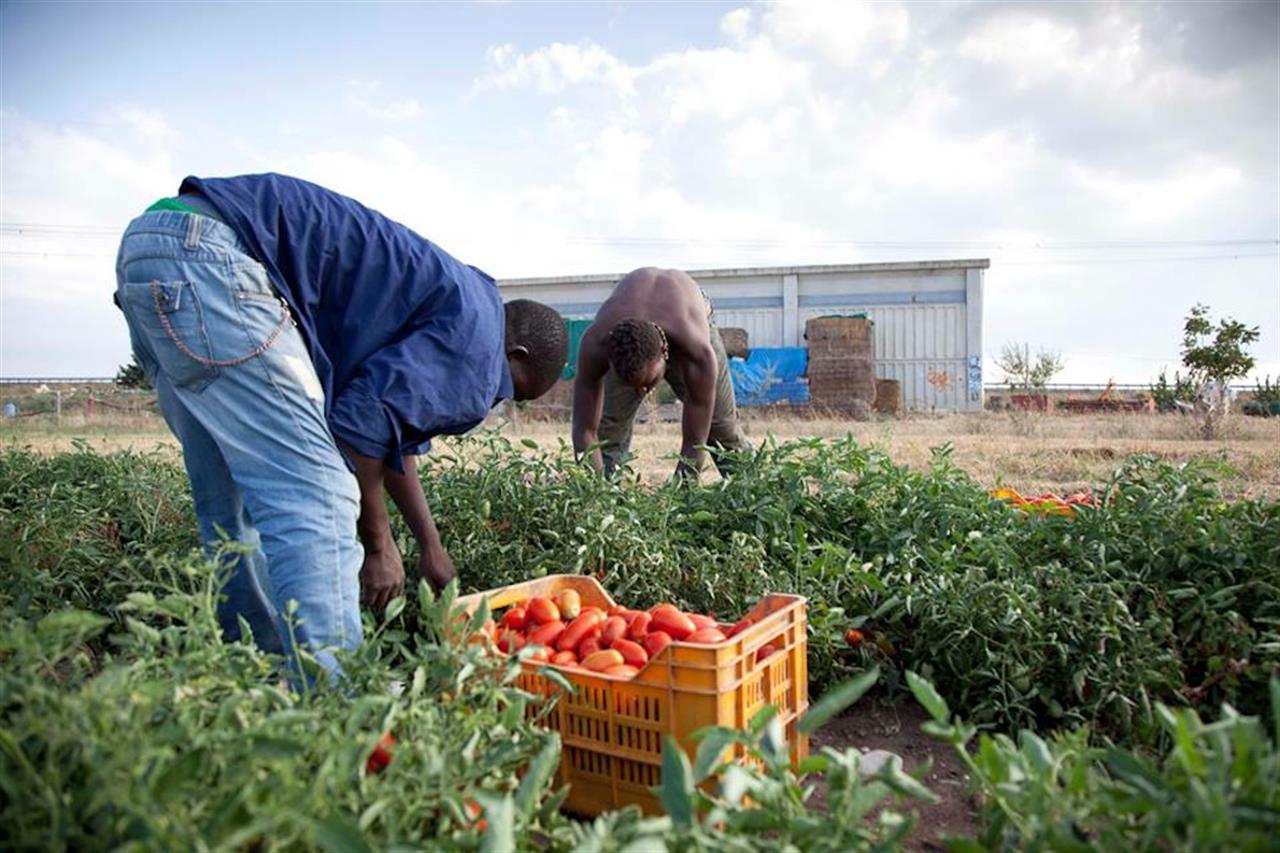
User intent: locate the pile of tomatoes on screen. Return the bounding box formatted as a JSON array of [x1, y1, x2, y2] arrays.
[[991, 487, 1099, 518], [484, 589, 767, 679]]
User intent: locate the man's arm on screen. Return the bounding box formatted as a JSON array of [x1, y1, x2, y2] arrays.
[[571, 335, 608, 471], [675, 341, 717, 479], [338, 441, 406, 611], [383, 455, 456, 592]]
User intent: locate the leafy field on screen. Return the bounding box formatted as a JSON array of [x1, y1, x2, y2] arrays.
[[2, 436, 1278, 850]]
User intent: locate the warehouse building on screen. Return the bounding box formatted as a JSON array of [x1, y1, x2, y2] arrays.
[[498, 258, 989, 412]]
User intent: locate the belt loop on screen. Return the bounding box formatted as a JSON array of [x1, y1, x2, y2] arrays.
[[184, 213, 202, 249]]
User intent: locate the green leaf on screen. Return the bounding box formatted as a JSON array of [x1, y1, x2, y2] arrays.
[[691, 728, 739, 783], [796, 754, 831, 775], [906, 671, 950, 723], [800, 667, 880, 734], [314, 814, 372, 853], [1104, 748, 1165, 800], [874, 755, 939, 804], [658, 737, 695, 829], [749, 703, 779, 735], [515, 735, 561, 817], [383, 595, 405, 623], [1271, 678, 1280, 747], [1019, 730, 1054, 775], [478, 794, 516, 853], [250, 736, 306, 759], [871, 596, 902, 619]]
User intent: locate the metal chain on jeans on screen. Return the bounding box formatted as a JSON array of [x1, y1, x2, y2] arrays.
[[151, 279, 292, 368]]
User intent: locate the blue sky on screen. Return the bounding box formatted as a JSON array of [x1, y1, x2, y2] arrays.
[[2, 0, 1277, 383]]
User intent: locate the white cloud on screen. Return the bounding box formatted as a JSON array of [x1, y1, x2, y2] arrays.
[[1068, 157, 1243, 227], [956, 7, 1232, 103], [761, 0, 910, 67], [649, 40, 812, 125], [478, 41, 636, 95], [345, 80, 423, 121], [720, 7, 753, 43]]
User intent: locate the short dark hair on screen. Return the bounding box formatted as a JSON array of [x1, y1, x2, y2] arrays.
[[504, 299, 568, 399], [606, 318, 666, 383]]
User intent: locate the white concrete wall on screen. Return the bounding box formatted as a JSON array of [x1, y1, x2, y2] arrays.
[[499, 260, 989, 412]]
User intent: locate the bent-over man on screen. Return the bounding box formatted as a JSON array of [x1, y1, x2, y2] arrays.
[[571, 267, 749, 480]]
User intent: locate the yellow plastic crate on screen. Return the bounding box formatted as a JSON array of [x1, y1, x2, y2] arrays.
[[457, 574, 809, 817]]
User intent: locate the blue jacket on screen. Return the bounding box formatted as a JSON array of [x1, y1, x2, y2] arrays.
[[182, 173, 512, 468]]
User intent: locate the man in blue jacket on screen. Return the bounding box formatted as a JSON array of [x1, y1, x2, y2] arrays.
[[114, 173, 567, 675]]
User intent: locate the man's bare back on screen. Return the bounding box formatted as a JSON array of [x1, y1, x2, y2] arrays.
[[583, 268, 710, 363]]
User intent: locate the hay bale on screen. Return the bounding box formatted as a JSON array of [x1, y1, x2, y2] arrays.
[[718, 327, 749, 359], [806, 356, 877, 405], [874, 379, 902, 415], [804, 316, 873, 345]]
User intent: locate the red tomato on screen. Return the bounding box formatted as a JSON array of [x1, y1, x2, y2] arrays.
[[628, 612, 652, 641], [582, 649, 625, 671], [688, 613, 718, 631], [526, 596, 560, 625], [726, 616, 755, 638], [555, 589, 582, 620], [497, 630, 525, 654], [651, 605, 695, 640], [611, 638, 649, 668], [576, 635, 602, 658], [642, 631, 673, 658], [464, 799, 487, 832], [526, 645, 551, 663], [526, 620, 566, 649], [603, 664, 640, 679], [756, 644, 778, 663], [365, 732, 394, 775], [550, 649, 578, 666], [686, 627, 727, 644], [845, 628, 865, 647], [499, 606, 528, 632], [601, 616, 629, 647], [557, 611, 605, 652]]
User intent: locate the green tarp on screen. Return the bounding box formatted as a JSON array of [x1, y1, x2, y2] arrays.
[[561, 318, 593, 379]]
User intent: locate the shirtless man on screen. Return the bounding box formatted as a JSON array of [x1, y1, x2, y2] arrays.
[[572, 267, 750, 479]]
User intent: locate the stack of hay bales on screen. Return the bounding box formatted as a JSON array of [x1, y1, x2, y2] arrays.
[[805, 316, 875, 419], [718, 327, 749, 360]]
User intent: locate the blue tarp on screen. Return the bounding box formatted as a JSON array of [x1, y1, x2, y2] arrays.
[[730, 347, 810, 405]]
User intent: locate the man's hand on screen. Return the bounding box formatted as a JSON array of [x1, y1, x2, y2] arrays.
[[671, 453, 701, 483], [360, 537, 406, 611], [417, 540, 458, 592]]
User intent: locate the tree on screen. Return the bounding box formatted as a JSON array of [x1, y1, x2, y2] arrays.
[[114, 354, 153, 390], [995, 342, 1064, 393], [1179, 303, 1260, 438]]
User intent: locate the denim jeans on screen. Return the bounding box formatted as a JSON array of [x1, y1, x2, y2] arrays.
[[114, 211, 363, 677]]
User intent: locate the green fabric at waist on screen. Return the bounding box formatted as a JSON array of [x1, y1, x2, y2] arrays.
[[145, 195, 224, 222]]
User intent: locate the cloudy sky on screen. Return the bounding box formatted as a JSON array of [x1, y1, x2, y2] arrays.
[[2, 0, 1277, 384]]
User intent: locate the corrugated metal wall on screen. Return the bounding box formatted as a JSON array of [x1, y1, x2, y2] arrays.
[[499, 261, 986, 412]]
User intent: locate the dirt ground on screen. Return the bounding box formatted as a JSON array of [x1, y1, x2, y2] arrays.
[[809, 701, 980, 851]]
